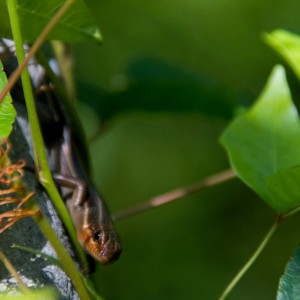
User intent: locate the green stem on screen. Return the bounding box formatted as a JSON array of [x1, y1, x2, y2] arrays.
[[11, 244, 63, 268], [282, 206, 300, 220], [0, 248, 30, 294], [218, 218, 280, 300], [0, 0, 75, 103], [6, 0, 86, 263], [33, 210, 91, 299], [6, 0, 90, 298]]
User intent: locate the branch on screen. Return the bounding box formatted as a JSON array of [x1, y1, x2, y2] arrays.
[[113, 168, 236, 221], [0, 0, 75, 103], [218, 216, 281, 299], [0, 248, 29, 293]]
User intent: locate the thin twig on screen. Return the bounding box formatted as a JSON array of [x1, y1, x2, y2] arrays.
[[113, 168, 236, 221], [0, 248, 29, 293], [5, 1, 91, 298], [7, 0, 86, 264], [0, 0, 75, 103], [218, 216, 282, 300]]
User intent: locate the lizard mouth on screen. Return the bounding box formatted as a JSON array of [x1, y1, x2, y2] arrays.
[[98, 236, 122, 265], [79, 226, 122, 265]]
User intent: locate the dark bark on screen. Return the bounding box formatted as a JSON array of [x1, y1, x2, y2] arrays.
[[0, 96, 79, 299]]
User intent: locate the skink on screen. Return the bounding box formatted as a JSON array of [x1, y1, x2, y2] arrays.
[[0, 39, 122, 265], [38, 73, 122, 266], [50, 126, 122, 265]]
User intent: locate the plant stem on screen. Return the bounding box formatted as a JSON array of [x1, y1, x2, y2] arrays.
[[282, 206, 300, 220], [5, 0, 86, 263], [0, 248, 29, 294], [32, 211, 91, 300], [6, 0, 90, 298], [11, 244, 63, 268], [113, 168, 236, 221], [0, 0, 75, 103], [218, 218, 280, 300]]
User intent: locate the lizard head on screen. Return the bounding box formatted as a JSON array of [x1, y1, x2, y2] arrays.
[[78, 224, 122, 265]]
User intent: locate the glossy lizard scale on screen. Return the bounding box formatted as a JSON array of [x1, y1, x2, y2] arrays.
[[0, 39, 122, 265]]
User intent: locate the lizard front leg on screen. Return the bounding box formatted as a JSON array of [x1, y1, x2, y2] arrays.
[[52, 173, 88, 207]]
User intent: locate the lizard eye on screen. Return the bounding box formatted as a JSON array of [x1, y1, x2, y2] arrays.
[[93, 230, 102, 242]]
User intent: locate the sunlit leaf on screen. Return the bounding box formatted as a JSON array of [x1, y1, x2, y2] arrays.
[[277, 244, 300, 300], [0, 0, 101, 43], [264, 30, 300, 81], [0, 60, 16, 139], [220, 65, 300, 212], [0, 288, 57, 299]]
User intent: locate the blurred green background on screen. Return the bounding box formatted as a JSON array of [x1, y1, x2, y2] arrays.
[[72, 1, 300, 299]]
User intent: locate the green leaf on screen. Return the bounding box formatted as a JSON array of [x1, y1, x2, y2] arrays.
[[277, 244, 300, 300], [11, 245, 62, 268], [0, 0, 101, 43], [220, 65, 300, 212], [0, 288, 58, 299], [0, 61, 16, 139], [264, 29, 300, 81], [266, 167, 300, 212]]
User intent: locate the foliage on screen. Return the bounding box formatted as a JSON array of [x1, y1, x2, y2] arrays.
[[0, 288, 58, 300], [3, 0, 300, 299], [264, 30, 300, 81], [221, 28, 300, 298], [1, 0, 100, 299], [0, 0, 101, 42], [0, 61, 16, 139], [221, 65, 300, 212], [278, 244, 300, 300]]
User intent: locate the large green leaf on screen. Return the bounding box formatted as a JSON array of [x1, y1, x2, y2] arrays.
[[0, 0, 101, 43], [0, 61, 16, 139], [277, 244, 300, 300], [264, 30, 300, 81], [266, 167, 300, 212], [220, 65, 300, 212]]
